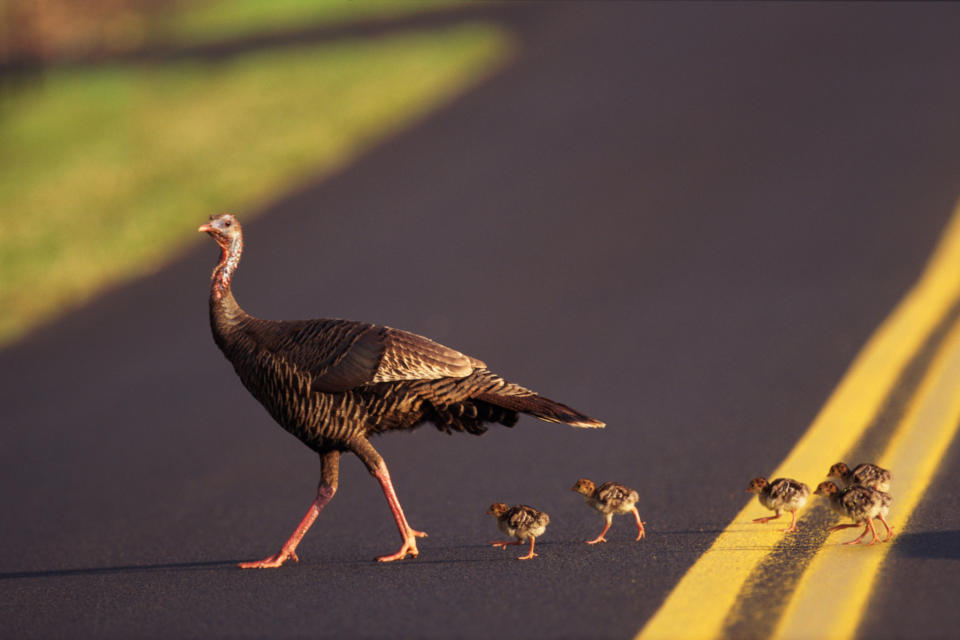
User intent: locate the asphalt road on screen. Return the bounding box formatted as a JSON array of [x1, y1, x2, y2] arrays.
[[3, 3, 960, 638]]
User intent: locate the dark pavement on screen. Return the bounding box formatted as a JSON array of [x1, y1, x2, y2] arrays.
[[3, 3, 960, 638]]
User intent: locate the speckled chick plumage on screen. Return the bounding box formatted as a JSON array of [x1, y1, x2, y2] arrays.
[[828, 462, 892, 492], [487, 503, 550, 560], [571, 478, 646, 543], [814, 481, 894, 545], [746, 477, 810, 532]]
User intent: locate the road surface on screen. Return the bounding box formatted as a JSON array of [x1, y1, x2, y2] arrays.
[[3, 3, 960, 638]]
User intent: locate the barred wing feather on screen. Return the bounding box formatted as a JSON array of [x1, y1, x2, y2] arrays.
[[262, 319, 483, 393]]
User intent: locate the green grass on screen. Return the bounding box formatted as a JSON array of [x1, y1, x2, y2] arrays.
[[0, 22, 513, 346], [157, 0, 459, 45]]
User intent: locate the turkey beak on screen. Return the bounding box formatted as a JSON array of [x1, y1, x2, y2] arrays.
[[198, 223, 213, 234]]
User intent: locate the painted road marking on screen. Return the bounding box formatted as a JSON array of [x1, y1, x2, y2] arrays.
[[772, 311, 960, 639], [719, 289, 960, 638], [636, 199, 960, 640]]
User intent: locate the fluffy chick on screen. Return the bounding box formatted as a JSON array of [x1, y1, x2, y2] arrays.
[[487, 503, 550, 560], [814, 481, 894, 545], [746, 477, 810, 533], [571, 478, 646, 544], [827, 462, 892, 492]]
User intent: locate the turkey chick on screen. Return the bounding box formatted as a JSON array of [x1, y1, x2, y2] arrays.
[[827, 462, 891, 492], [487, 503, 550, 560], [571, 478, 646, 544], [746, 477, 810, 533], [814, 481, 894, 545]]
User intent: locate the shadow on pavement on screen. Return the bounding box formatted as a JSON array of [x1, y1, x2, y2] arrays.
[[892, 530, 960, 560], [0, 560, 240, 581]]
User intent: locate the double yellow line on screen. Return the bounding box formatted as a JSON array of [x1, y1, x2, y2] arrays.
[[637, 199, 960, 640]]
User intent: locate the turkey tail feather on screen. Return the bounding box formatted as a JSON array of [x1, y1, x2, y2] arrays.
[[475, 391, 605, 429]]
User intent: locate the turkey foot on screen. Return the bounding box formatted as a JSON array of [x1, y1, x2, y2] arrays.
[[517, 539, 538, 560], [876, 515, 895, 542], [781, 511, 800, 533], [376, 536, 421, 562], [752, 514, 781, 524], [843, 520, 879, 545], [586, 519, 612, 544], [490, 540, 522, 549], [237, 482, 333, 569], [239, 549, 299, 569]]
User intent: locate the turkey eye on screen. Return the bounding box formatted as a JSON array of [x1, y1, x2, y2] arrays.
[[224, 220, 232, 228]]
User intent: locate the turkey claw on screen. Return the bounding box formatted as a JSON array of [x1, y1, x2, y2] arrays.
[[238, 548, 298, 569]]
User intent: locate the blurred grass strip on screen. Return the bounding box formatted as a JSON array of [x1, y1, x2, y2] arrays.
[[0, 23, 513, 346], [158, 0, 457, 45]]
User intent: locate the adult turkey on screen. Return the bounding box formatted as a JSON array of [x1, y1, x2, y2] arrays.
[[198, 213, 604, 567]]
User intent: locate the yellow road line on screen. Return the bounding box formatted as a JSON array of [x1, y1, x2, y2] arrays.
[[772, 312, 960, 640], [636, 200, 960, 640]]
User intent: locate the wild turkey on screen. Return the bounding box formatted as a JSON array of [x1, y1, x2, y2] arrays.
[[198, 213, 604, 567], [827, 462, 892, 492], [746, 477, 810, 533], [487, 503, 550, 560], [814, 481, 894, 545], [570, 478, 646, 543]]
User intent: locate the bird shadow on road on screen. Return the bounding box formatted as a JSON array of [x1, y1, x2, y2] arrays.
[[0, 550, 508, 581], [0, 559, 242, 581], [0, 536, 720, 579], [890, 530, 960, 560], [653, 528, 727, 535]]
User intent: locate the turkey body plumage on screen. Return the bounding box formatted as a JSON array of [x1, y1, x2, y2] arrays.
[[199, 213, 604, 567], [214, 314, 592, 444]]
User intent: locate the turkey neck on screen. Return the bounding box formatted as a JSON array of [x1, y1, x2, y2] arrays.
[[209, 233, 249, 343]]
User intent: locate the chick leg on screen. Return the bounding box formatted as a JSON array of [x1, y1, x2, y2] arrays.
[[518, 537, 538, 560], [876, 515, 895, 542], [240, 450, 340, 569], [753, 510, 781, 524], [631, 506, 646, 540], [490, 540, 522, 549], [586, 514, 614, 544], [844, 519, 878, 545], [866, 518, 880, 545], [781, 510, 800, 533]]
